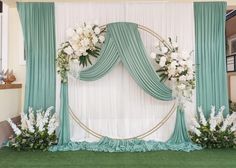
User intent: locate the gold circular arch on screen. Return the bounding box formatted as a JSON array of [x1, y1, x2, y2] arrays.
[[69, 23, 176, 140]]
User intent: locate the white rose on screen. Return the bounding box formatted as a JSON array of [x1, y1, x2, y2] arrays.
[[186, 74, 193, 80], [150, 52, 156, 59], [177, 66, 184, 73], [179, 60, 186, 66], [170, 61, 177, 69], [66, 28, 75, 37], [82, 52, 88, 56], [81, 38, 90, 47], [99, 35, 105, 43], [168, 68, 176, 76], [64, 46, 74, 55], [179, 75, 187, 81], [76, 27, 83, 34], [177, 83, 186, 90], [159, 56, 167, 67], [94, 27, 101, 35], [161, 46, 168, 54], [92, 36, 98, 44], [171, 53, 178, 60]]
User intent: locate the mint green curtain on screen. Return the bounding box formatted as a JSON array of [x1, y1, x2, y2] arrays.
[[194, 2, 229, 117], [17, 2, 56, 113], [58, 22, 196, 151]]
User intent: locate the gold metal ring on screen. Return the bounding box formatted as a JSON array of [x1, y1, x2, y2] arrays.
[[69, 23, 176, 140]]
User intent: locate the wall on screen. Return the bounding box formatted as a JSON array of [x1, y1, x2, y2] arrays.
[[0, 7, 26, 122]]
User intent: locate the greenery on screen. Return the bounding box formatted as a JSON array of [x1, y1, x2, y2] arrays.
[[189, 106, 236, 149], [1, 148, 236, 168], [8, 127, 57, 151], [8, 107, 58, 151], [189, 124, 236, 149]]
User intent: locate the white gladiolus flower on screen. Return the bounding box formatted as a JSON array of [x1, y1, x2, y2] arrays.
[[150, 52, 156, 59], [215, 106, 225, 124], [66, 28, 75, 37], [192, 117, 200, 128], [8, 119, 22, 136], [198, 106, 207, 126], [99, 35, 105, 43], [64, 46, 74, 55], [161, 46, 168, 54], [94, 27, 101, 34], [190, 126, 201, 136], [21, 113, 28, 130]]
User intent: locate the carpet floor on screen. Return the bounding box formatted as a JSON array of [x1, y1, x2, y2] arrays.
[[0, 148, 236, 168]]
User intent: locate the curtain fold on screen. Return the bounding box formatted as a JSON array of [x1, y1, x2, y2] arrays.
[[79, 22, 172, 101], [17, 2, 56, 112], [194, 2, 229, 117]]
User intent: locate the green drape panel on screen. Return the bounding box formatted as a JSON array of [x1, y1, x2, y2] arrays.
[[167, 106, 191, 144], [194, 2, 229, 117], [80, 23, 172, 101], [17, 2, 56, 112], [58, 82, 70, 145]]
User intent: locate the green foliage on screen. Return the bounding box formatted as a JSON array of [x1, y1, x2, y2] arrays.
[[8, 127, 57, 151], [229, 100, 236, 114], [189, 123, 236, 149]]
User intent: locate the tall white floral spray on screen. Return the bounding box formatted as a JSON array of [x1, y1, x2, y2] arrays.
[[189, 106, 236, 148], [7, 107, 58, 151]]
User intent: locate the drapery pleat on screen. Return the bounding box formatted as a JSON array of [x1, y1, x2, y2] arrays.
[[17, 2, 56, 112], [167, 106, 191, 144], [194, 2, 229, 117], [58, 82, 70, 145], [80, 22, 172, 101]]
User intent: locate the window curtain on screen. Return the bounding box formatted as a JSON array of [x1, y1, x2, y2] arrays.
[[194, 2, 229, 117], [17, 2, 56, 112]]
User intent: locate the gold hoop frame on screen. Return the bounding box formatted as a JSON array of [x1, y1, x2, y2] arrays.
[[69, 23, 176, 140]]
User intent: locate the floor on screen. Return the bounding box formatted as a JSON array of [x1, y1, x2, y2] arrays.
[[0, 148, 236, 168]]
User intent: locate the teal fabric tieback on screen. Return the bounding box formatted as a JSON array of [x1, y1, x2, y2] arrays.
[[17, 2, 56, 113], [194, 2, 229, 117]]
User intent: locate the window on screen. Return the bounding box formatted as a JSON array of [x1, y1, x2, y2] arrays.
[[0, 1, 8, 71]]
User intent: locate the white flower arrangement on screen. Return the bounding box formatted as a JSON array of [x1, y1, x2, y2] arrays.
[[190, 106, 236, 148], [7, 107, 58, 151], [150, 38, 195, 100], [57, 22, 105, 83]]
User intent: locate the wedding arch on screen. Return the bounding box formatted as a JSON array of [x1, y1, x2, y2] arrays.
[[49, 22, 201, 152]]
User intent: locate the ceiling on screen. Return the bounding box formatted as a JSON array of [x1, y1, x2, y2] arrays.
[[3, 0, 236, 7]]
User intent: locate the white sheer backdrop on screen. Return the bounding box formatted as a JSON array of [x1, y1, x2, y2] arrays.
[[55, 2, 195, 142]]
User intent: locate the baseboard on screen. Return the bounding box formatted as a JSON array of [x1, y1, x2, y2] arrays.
[[0, 116, 21, 147]]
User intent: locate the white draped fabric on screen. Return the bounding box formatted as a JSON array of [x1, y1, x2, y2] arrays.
[[55, 2, 195, 142]]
